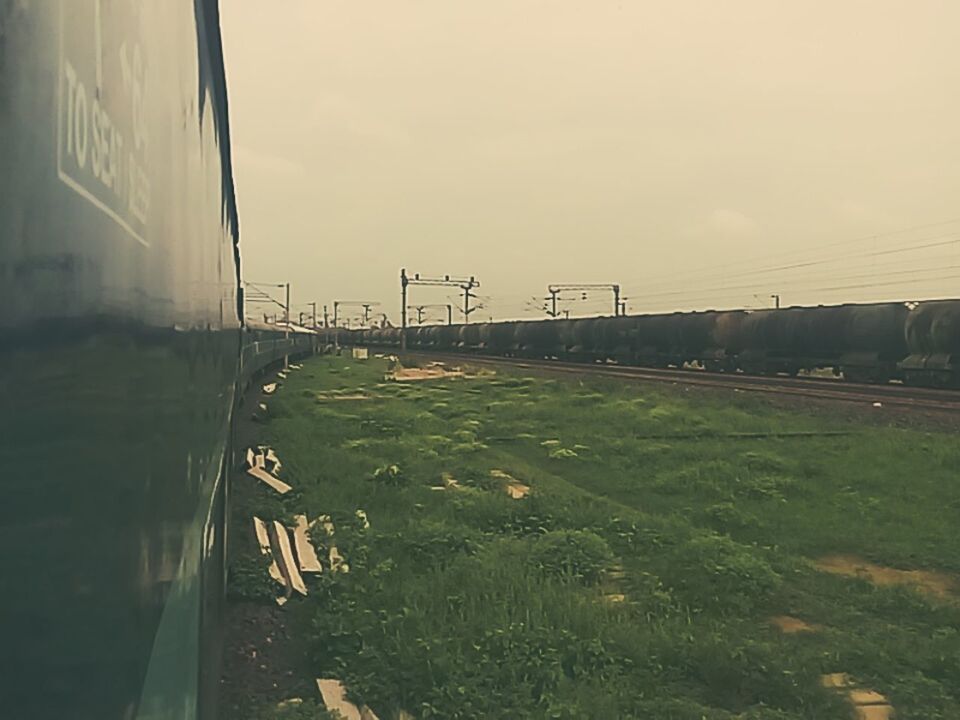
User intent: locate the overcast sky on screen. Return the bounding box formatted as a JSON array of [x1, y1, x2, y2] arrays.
[[221, 1, 960, 324]]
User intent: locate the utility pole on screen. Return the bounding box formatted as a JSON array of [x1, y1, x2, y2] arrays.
[[546, 282, 622, 318], [333, 301, 340, 351], [323, 304, 330, 347], [332, 300, 380, 347], [548, 288, 559, 318], [401, 270, 481, 339], [461, 278, 480, 323], [771, 294, 781, 309], [284, 283, 291, 368], [408, 304, 453, 325], [401, 268, 408, 350]]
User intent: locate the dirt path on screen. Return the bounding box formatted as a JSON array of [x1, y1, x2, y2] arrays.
[[219, 371, 313, 719]]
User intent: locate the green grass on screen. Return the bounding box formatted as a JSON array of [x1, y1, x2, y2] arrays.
[[231, 354, 960, 719]]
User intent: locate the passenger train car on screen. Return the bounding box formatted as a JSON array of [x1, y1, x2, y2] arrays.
[[348, 300, 960, 388], [0, 2, 315, 718]]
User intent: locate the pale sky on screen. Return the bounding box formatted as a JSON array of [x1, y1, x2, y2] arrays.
[[221, 1, 960, 325]]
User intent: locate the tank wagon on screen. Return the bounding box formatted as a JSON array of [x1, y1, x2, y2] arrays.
[[902, 301, 960, 385], [348, 299, 960, 387]]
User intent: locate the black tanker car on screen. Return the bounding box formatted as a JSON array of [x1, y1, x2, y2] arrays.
[[352, 300, 960, 387]]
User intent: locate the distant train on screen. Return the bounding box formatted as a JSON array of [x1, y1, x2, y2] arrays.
[[347, 300, 960, 387], [241, 319, 320, 389]]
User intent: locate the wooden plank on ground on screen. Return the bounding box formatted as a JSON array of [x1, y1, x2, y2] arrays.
[[293, 514, 323, 573], [316, 679, 362, 720], [273, 521, 308, 596], [247, 465, 293, 494], [253, 517, 284, 585]]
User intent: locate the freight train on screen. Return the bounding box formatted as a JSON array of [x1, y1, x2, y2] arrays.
[[0, 2, 317, 718], [347, 300, 960, 387]]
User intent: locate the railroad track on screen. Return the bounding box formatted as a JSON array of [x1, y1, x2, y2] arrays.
[[402, 351, 960, 415]]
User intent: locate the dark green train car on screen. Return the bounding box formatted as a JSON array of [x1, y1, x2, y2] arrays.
[[1, 2, 241, 717]]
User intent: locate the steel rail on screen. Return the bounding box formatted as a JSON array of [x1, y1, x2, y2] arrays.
[[402, 351, 960, 414]]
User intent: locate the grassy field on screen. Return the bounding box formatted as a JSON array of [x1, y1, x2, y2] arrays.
[[229, 353, 960, 720]]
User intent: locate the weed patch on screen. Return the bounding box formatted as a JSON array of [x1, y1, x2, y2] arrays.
[[529, 530, 615, 584]]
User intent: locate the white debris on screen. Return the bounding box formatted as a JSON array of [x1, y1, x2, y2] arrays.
[[352, 347, 369, 360], [441, 472, 460, 489], [505, 482, 530, 499], [872, 402, 883, 408], [329, 546, 349, 574], [265, 448, 282, 475], [263, 383, 278, 395], [317, 515, 336, 538], [491, 469, 530, 499], [355, 509, 370, 530]]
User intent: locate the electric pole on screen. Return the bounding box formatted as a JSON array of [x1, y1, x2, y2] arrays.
[[548, 288, 559, 318], [401, 269, 481, 347], [546, 283, 622, 317], [284, 283, 291, 367], [409, 304, 454, 325], [771, 294, 781, 309], [401, 268, 408, 350], [332, 300, 380, 350], [462, 280, 480, 323], [333, 300, 381, 328]]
